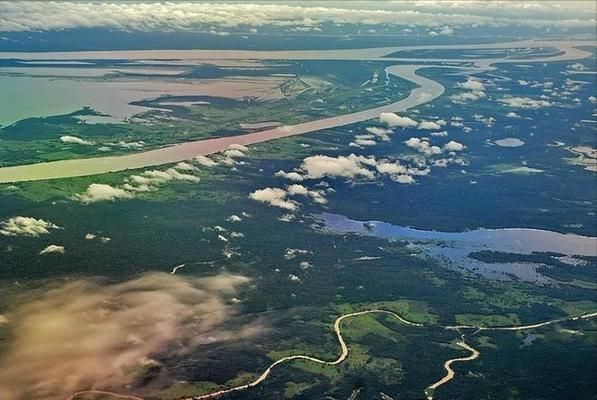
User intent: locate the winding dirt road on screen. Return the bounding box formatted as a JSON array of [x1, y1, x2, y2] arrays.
[[188, 310, 422, 400], [446, 311, 597, 332], [67, 309, 596, 400]]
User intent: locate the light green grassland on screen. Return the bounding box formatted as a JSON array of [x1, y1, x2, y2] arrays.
[[455, 313, 520, 327]]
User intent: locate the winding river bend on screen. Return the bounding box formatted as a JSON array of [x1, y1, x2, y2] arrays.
[[0, 39, 593, 183], [67, 309, 597, 400], [424, 338, 481, 400]]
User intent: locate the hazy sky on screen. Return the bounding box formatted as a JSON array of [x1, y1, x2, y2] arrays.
[[0, 1, 595, 32]]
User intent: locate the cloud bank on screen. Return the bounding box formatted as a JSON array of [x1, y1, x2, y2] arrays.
[[38, 244, 65, 255], [450, 78, 487, 104], [0, 1, 593, 33], [249, 187, 298, 210], [74, 183, 135, 203], [0, 273, 256, 400], [498, 96, 552, 109], [379, 112, 418, 128], [74, 166, 201, 204], [60, 135, 94, 146], [0, 216, 59, 237]]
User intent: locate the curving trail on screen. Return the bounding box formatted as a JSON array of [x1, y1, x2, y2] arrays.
[[66, 310, 596, 400], [170, 263, 186, 274], [424, 338, 480, 400], [446, 311, 597, 332], [188, 310, 422, 400]]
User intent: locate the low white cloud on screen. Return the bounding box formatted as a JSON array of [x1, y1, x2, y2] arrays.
[[449, 90, 486, 104], [174, 162, 197, 171], [352, 136, 377, 147], [140, 169, 200, 184], [60, 135, 94, 145], [286, 184, 309, 196], [299, 154, 377, 180], [0, 216, 59, 237], [218, 144, 250, 165], [392, 174, 416, 184], [499, 96, 552, 109], [431, 130, 448, 137], [83, 233, 110, 243], [379, 112, 418, 128], [375, 160, 416, 184], [275, 170, 304, 182], [223, 149, 247, 158], [450, 78, 486, 104], [194, 155, 218, 167], [74, 183, 134, 203], [438, 26, 454, 35], [568, 62, 586, 71], [457, 78, 485, 91], [74, 167, 200, 203], [404, 137, 465, 156], [365, 126, 392, 141], [299, 261, 313, 269], [105, 140, 145, 150], [274, 150, 446, 188], [375, 160, 407, 175], [277, 213, 296, 222], [286, 184, 328, 204], [249, 182, 328, 211], [473, 114, 496, 127], [226, 215, 242, 223], [432, 157, 468, 167], [121, 168, 200, 195], [506, 111, 522, 118], [284, 248, 310, 260], [228, 144, 249, 152], [443, 140, 466, 152], [39, 244, 65, 255], [271, 135, 471, 194], [417, 121, 442, 130], [405, 137, 442, 156], [249, 187, 297, 210]]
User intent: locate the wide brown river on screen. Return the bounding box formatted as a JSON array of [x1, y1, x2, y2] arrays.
[[0, 39, 593, 183]]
